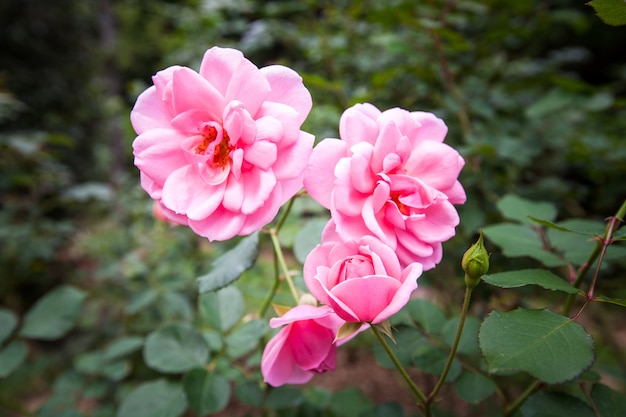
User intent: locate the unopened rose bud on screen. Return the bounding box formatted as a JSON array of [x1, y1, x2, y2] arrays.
[[462, 230, 489, 288]]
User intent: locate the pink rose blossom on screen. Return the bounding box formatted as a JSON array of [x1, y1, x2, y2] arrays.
[[261, 305, 347, 387], [131, 46, 314, 241], [303, 225, 423, 324], [304, 103, 465, 270]]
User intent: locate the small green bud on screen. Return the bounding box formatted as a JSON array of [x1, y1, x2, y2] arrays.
[[462, 230, 489, 288]]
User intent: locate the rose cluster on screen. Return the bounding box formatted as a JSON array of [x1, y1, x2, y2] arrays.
[[130, 47, 465, 387]]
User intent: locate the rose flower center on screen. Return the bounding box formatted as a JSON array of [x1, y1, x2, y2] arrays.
[[391, 192, 410, 216], [195, 124, 234, 169]]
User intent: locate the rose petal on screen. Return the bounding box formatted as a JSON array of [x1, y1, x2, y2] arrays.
[[199, 47, 244, 96], [225, 57, 271, 117], [130, 86, 172, 135], [304, 139, 347, 209], [240, 167, 277, 215], [161, 165, 225, 220], [339, 104, 380, 147], [188, 206, 245, 241], [133, 128, 188, 188], [261, 327, 314, 386], [328, 275, 402, 323], [260, 65, 313, 125], [171, 67, 225, 120], [404, 141, 464, 191], [410, 111, 448, 144], [273, 131, 314, 181], [372, 263, 421, 323]]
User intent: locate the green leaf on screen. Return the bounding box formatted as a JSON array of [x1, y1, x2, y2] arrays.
[[304, 386, 333, 410], [591, 383, 626, 416], [293, 217, 328, 264], [594, 295, 626, 307], [442, 317, 480, 355], [199, 286, 244, 332], [202, 330, 223, 351], [101, 360, 131, 381], [584, 91, 614, 111], [329, 387, 373, 417], [74, 350, 131, 381], [182, 368, 230, 415], [534, 218, 605, 236], [102, 336, 144, 361], [479, 308, 594, 384], [0, 340, 28, 378], [161, 291, 193, 322], [525, 89, 573, 118], [588, 0, 626, 26], [412, 344, 461, 382], [482, 269, 578, 294], [74, 351, 104, 374], [0, 308, 18, 345], [124, 288, 158, 315], [613, 227, 626, 240], [266, 386, 305, 409], [144, 324, 209, 373], [20, 285, 86, 340], [225, 319, 268, 359], [521, 391, 594, 417], [236, 381, 264, 407], [197, 232, 259, 293], [454, 371, 496, 404], [528, 217, 578, 232], [496, 194, 557, 225], [546, 221, 602, 266], [116, 379, 187, 417], [483, 224, 565, 267], [407, 298, 447, 335], [360, 402, 404, 417]]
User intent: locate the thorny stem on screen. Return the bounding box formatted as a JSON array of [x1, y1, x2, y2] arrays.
[[426, 283, 474, 408], [512, 202, 626, 415], [563, 199, 626, 316], [588, 202, 625, 299], [505, 381, 541, 417], [370, 324, 429, 413]]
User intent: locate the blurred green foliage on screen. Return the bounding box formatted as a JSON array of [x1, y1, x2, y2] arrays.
[[1, 0, 625, 416]]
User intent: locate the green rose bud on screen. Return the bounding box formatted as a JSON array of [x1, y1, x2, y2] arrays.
[[462, 230, 489, 289]]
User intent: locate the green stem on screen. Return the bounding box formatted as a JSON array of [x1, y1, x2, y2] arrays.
[[370, 324, 429, 410], [257, 251, 281, 318], [275, 195, 297, 233], [257, 195, 300, 317], [427, 283, 473, 406], [505, 381, 540, 416], [269, 229, 300, 303]]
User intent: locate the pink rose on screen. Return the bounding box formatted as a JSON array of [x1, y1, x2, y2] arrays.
[[304, 103, 465, 270], [303, 225, 423, 324], [261, 305, 346, 387], [131, 46, 314, 241]]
